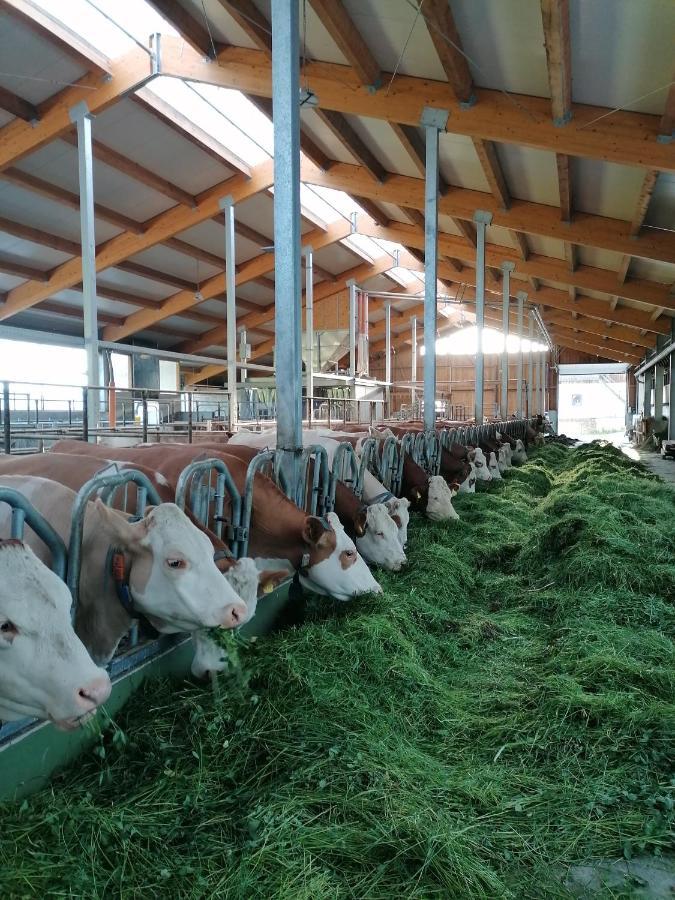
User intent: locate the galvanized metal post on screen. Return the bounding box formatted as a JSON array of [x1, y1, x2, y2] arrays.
[[540, 345, 546, 414], [303, 246, 314, 423], [644, 368, 653, 419], [220, 196, 238, 431], [69, 101, 99, 438], [670, 349, 675, 440], [384, 301, 392, 414], [500, 262, 514, 417], [2, 382, 9, 455], [473, 210, 493, 424], [421, 107, 448, 432], [527, 311, 534, 417], [515, 292, 527, 417], [272, 0, 302, 490], [347, 279, 357, 379], [411, 316, 417, 408], [654, 337, 665, 424]]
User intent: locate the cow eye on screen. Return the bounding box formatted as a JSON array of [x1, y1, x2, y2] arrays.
[[0, 621, 16, 636], [376, 532, 385, 538], [166, 558, 186, 570]]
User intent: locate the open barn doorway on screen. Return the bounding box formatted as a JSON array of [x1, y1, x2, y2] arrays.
[[558, 363, 629, 443]]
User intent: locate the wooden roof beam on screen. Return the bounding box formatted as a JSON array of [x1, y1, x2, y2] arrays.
[[422, 0, 474, 105], [0, 256, 49, 282], [0, 215, 79, 256], [303, 161, 675, 265], [617, 169, 659, 284], [217, 0, 272, 55], [308, 0, 381, 89], [314, 109, 387, 182], [0, 168, 144, 234], [0, 86, 38, 124], [247, 95, 331, 172]]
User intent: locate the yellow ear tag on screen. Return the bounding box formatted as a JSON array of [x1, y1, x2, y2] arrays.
[[262, 581, 274, 594]]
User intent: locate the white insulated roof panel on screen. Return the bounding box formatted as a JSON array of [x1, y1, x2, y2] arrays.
[[496, 144, 559, 206], [439, 133, 490, 192], [574, 159, 647, 220]]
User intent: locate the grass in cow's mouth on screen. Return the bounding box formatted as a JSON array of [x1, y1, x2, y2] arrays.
[[1, 442, 673, 898]]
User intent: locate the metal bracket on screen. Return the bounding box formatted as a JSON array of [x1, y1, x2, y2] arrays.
[[68, 101, 91, 124], [501, 261, 516, 274], [553, 111, 573, 127], [299, 87, 319, 108], [420, 106, 449, 131], [366, 75, 383, 94], [657, 133, 673, 144], [350, 211, 358, 233], [459, 94, 477, 110], [516, 291, 529, 302], [473, 209, 493, 226], [149, 33, 162, 76], [219, 195, 235, 212]]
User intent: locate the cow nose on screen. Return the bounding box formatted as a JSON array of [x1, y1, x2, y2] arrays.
[[76, 675, 111, 711], [220, 600, 248, 629]]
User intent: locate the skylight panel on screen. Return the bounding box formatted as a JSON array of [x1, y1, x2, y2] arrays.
[[33, 0, 132, 57], [389, 267, 422, 288], [299, 185, 342, 226], [190, 84, 275, 157], [422, 326, 548, 356], [146, 78, 266, 167], [342, 233, 377, 263]]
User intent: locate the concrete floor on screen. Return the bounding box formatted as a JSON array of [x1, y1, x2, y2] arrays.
[[637, 449, 675, 489]]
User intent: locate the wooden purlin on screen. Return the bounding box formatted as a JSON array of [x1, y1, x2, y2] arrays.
[[0, 160, 276, 322], [161, 40, 675, 173], [308, 0, 381, 89], [302, 162, 675, 266]]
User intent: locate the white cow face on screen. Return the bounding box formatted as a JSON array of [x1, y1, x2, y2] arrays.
[[498, 444, 511, 472], [0, 541, 111, 727], [385, 497, 411, 550], [469, 448, 492, 482], [511, 439, 528, 466], [355, 503, 406, 571], [95, 501, 249, 634], [488, 451, 502, 480], [458, 462, 476, 493], [426, 475, 459, 521], [300, 512, 382, 601]]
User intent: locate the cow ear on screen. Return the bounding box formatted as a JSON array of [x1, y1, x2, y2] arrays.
[[302, 515, 329, 546], [390, 514, 402, 528], [354, 509, 368, 537], [257, 569, 288, 595], [95, 499, 149, 550]]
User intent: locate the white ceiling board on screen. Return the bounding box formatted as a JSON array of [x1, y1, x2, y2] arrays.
[[0, 232, 69, 269], [646, 174, 675, 230], [159, 316, 205, 334], [16, 142, 174, 224], [45, 292, 126, 319], [0, 110, 14, 128], [383, 202, 414, 224], [236, 281, 274, 304], [343, 0, 448, 80], [300, 109, 361, 165], [526, 234, 566, 259], [0, 178, 119, 245], [175, 219, 226, 257], [179, 0, 260, 48], [133, 332, 181, 349], [97, 270, 173, 301], [577, 246, 623, 272], [314, 242, 362, 274], [301, 0, 351, 66], [0, 9, 87, 105], [235, 193, 275, 242], [0, 273, 25, 292], [438, 215, 464, 237], [496, 144, 559, 206], [450, 0, 550, 96], [570, 0, 675, 113], [9, 309, 84, 337], [574, 159, 646, 220], [439, 133, 490, 192], [94, 99, 235, 195], [130, 245, 220, 282], [486, 224, 516, 249], [629, 258, 675, 285], [342, 115, 422, 178]]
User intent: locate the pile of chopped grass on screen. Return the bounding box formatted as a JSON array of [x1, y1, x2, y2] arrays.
[[0, 442, 673, 898]]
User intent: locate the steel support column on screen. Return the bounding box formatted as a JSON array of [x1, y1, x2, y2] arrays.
[[421, 107, 448, 431], [303, 246, 314, 419], [527, 311, 534, 417], [500, 261, 514, 417], [515, 292, 528, 417], [347, 278, 357, 379], [473, 210, 493, 423], [654, 335, 666, 424], [220, 196, 238, 431], [540, 346, 546, 414], [670, 349, 675, 440], [644, 368, 653, 419], [384, 302, 392, 414], [411, 316, 417, 408], [272, 0, 302, 487], [69, 101, 99, 438]]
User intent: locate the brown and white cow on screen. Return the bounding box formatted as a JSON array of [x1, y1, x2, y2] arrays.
[[51, 442, 382, 601], [0, 475, 248, 665], [0, 539, 111, 727]]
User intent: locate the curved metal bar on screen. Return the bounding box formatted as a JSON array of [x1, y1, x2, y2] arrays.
[[298, 445, 330, 516], [0, 487, 68, 582], [241, 450, 276, 558], [175, 458, 243, 555], [68, 470, 162, 621], [330, 441, 362, 502], [380, 436, 401, 492], [424, 431, 441, 476]]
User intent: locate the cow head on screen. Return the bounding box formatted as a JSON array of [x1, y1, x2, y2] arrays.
[[498, 444, 512, 472], [0, 541, 111, 728], [488, 451, 502, 480], [299, 512, 382, 600], [457, 461, 476, 493], [354, 503, 407, 571], [190, 559, 287, 680], [425, 475, 459, 521], [385, 496, 411, 549], [511, 439, 528, 465], [468, 448, 492, 481], [95, 501, 249, 635]]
